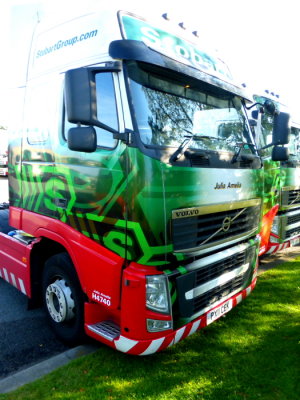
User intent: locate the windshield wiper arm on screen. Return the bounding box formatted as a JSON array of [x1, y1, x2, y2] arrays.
[[170, 135, 194, 162], [231, 142, 256, 163], [170, 134, 229, 162]]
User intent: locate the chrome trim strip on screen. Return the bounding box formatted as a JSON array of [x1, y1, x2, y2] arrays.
[[281, 185, 300, 192], [281, 204, 300, 211], [286, 208, 300, 217], [183, 242, 250, 273], [286, 221, 300, 231], [185, 263, 250, 300], [172, 198, 261, 219]]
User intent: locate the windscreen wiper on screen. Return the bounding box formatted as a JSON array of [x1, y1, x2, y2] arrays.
[[231, 142, 256, 163], [170, 135, 194, 162], [170, 135, 227, 162]]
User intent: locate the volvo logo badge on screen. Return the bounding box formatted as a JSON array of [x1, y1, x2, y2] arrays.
[[221, 216, 231, 232]]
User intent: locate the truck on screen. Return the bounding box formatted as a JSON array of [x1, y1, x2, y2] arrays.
[[0, 130, 8, 176], [250, 93, 300, 256], [1, 9, 288, 355]]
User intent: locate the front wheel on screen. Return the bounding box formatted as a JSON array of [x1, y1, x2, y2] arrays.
[[42, 253, 85, 344]]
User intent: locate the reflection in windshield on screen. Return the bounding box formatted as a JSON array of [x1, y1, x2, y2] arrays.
[[127, 62, 253, 153], [258, 112, 274, 150], [289, 127, 300, 156]]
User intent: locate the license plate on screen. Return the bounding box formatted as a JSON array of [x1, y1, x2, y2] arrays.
[[206, 299, 233, 325]]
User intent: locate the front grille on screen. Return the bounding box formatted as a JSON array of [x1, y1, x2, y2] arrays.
[[195, 251, 245, 286], [175, 246, 255, 318], [287, 213, 300, 226], [193, 273, 248, 312], [285, 226, 300, 240], [172, 201, 260, 252], [282, 188, 300, 208]]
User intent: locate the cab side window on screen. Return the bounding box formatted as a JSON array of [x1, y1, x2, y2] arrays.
[[64, 72, 118, 149]]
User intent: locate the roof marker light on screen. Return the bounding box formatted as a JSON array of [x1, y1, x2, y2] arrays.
[[178, 22, 186, 30], [162, 13, 170, 20]]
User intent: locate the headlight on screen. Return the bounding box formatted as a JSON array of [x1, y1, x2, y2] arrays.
[[146, 275, 171, 314], [271, 216, 280, 235]]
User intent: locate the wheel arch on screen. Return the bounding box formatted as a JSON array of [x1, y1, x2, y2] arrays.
[[29, 235, 80, 307]]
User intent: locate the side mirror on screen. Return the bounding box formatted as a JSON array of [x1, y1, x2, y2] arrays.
[[272, 145, 289, 161], [65, 68, 97, 126], [272, 112, 290, 145], [68, 127, 97, 153], [64, 66, 120, 135]]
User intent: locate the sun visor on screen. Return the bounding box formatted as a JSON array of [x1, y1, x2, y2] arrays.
[[109, 40, 251, 102]]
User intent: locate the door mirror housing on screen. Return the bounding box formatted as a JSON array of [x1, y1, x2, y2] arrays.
[[64, 65, 120, 134], [272, 112, 290, 145], [260, 111, 290, 153], [65, 68, 97, 126], [272, 145, 289, 161], [67, 127, 97, 153]]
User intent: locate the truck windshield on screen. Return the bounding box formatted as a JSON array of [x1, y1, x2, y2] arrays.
[[126, 61, 254, 154], [257, 113, 273, 151], [289, 126, 300, 157]]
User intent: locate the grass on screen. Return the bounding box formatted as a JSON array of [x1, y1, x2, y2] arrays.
[[1, 258, 299, 400]]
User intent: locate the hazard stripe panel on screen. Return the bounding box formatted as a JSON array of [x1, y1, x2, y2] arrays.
[[0, 267, 27, 295], [266, 242, 289, 255], [112, 277, 257, 355]]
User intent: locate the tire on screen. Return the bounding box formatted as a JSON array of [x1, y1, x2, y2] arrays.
[[42, 252, 85, 344]]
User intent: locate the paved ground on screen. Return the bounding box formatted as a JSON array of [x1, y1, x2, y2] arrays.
[[0, 177, 72, 380], [0, 279, 72, 379]]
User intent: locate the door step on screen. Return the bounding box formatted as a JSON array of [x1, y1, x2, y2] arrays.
[[87, 321, 120, 341]]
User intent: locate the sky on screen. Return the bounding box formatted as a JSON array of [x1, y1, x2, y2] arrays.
[[1, 0, 300, 125]]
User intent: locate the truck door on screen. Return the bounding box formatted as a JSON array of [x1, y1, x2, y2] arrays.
[[53, 70, 129, 256]]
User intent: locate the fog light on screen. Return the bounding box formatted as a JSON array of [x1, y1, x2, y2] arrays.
[[147, 319, 173, 332]]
